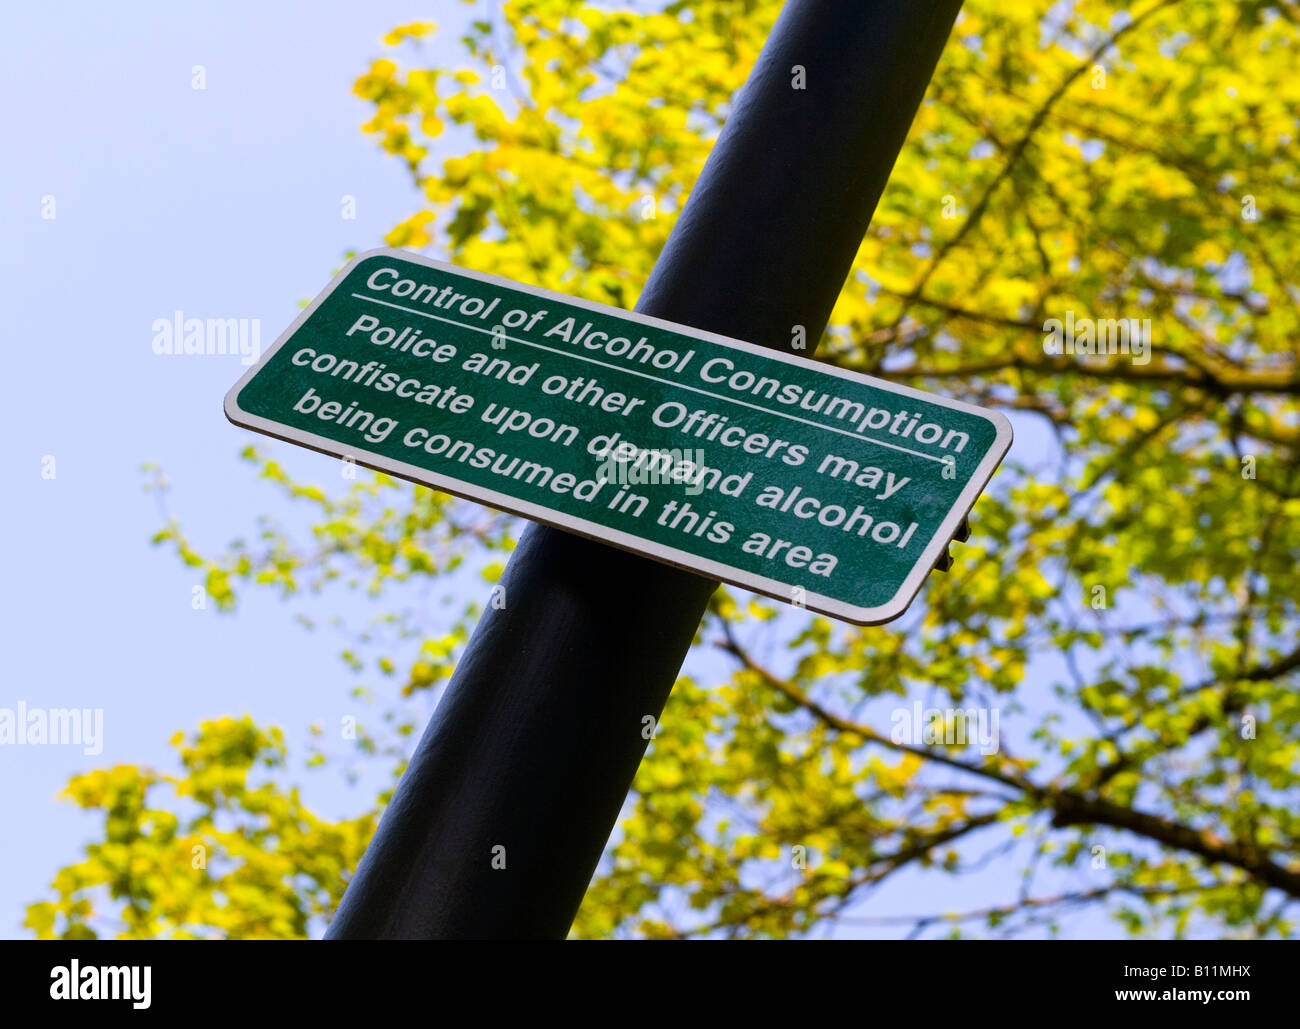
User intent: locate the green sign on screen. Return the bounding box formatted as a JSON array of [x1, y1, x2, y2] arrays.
[[225, 250, 1012, 625]]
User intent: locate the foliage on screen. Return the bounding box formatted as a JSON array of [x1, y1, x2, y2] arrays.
[[25, 718, 375, 939]]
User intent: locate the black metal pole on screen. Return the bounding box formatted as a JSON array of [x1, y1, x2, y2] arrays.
[[326, 0, 964, 939]]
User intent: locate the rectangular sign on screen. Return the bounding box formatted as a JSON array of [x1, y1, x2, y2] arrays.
[[225, 249, 1012, 625]]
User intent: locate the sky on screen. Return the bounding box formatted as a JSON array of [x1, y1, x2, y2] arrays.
[[0, 0, 473, 937], [0, 0, 1125, 939]]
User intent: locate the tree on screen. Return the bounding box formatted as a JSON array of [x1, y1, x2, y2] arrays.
[[29, 0, 1300, 939]]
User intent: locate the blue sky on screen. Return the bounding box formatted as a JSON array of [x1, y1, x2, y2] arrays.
[[0, 0, 470, 936], [0, 0, 1128, 939]]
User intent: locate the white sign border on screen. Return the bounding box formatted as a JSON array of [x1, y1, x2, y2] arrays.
[[225, 248, 1014, 627]]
